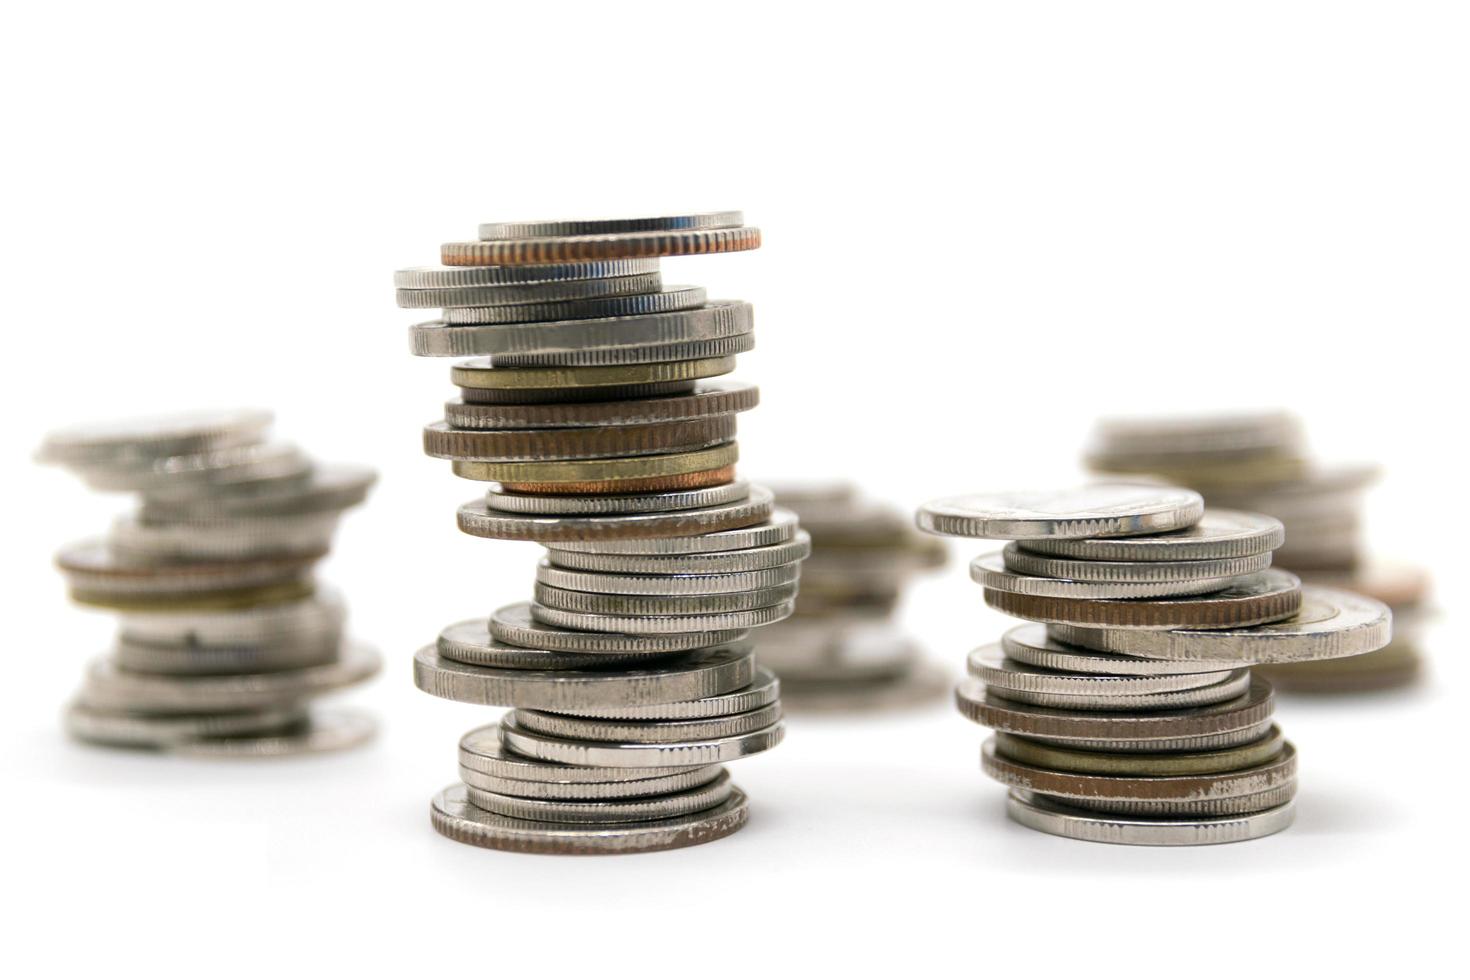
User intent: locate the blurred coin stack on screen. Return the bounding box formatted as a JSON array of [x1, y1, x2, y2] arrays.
[[916, 486, 1391, 845], [37, 410, 380, 756], [1085, 412, 1428, 691], [757, 483, 948, 711], [398, 212, 802, 854]]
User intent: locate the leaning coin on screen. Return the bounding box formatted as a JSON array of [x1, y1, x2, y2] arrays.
[[511, 703, 782, 743], [38, 408, 273, 466], [447, 381, 758, 431], [530, 600, 796, 635], [486, 335, 754, 370], [535, 559, 802, 596], [1027, 720, 1277, 755], [413, 643, 752, 711], [553, 667, 781, 720], [550, 508, 799, 555], [467, 769, 735, 824], [534, 582, 798, 616], [1001, 624, 1238, 675], [394, 258, 660, 289], [984, 672, 1251, 711], [1014, 509, 1285, 561], [172, 710, 376, 758], [461, 761, 723, 802], [443, 226, 760, 265], [64, 701, 309, 748], [972, 552, 1235, 599], [1049, 586, 1391, 663], [967, 642, 1236, 694], [479, 212, 746, 239], [500, 715, 784, 767], [545, 530, 810, 573], [452, 444, 737, 484], [1005, 790, 1295, 846], [430, 783, 749, 854], [983, 569, 1302, 630], [449, 355, 736, 390], [442, 286, 706, 325], [458, 723, 707, 782], [992, 727, 1285, 777], [139, 464, 376, 521], [72, 442, 310, 493], [395, 271, 662, 309], [1001, 541, 1271, 584], [490, 601, 745, 654], [456, 485, 770, 542], [917, 486, 1203, 539], [413, 301, 750, 358], [485, 480, 751, 516], [57, 540, 322, 596], [435, 618, 671, 669]]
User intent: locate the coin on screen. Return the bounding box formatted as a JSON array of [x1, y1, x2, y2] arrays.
[[56, 540, 323, 595], [511, 703, 782, 743], [459, 380, 699, 405], [554, 667, 781, 720], [1001, 624, 1238, 675], [477, 334, 757, 370], [37, 409, 274, 466], [448, 381, 758, 431], [535, 559, 803, 596], [545, 531, 810, 574], [442, 286, 706, 325], [478, 212, 746, 239], [966, 642, 1236, 694], [394, 258, 660, 289], [435, 618, 668, 669], [983, 569, 1302, 630], [530, 600, 796, 636], [550, 509, 799, 555], [489, 601, 745, 654], [458, 723, 707, 783], [535, 582, 798, 616], [455, 484, 770, 542], [972, 552, 1237, 599], [917, 486, 1204, 539], [442, 226, 761, 265], [71, 579, 317, 613], [1013, 510, 1285, 561], [396, 271, 662, 309], [113, 630, 341, 675], [449, 355, 736, 390], [172, 710, 377, 758], [71, 442, 312, 494], [139, 464, 377, 521], [1055, 784, 1298, 817], [467, 769, 735, 824], [992, 726, 1285, 777], [1004, 790, 1295, 845], [424, 416, 736, 463], [460, 759, 724, 802], [484, 479, 752, 516], [452, 443, 737, 484], [500, 715, 784, 767], [64, 701, 309, 748], [984, 672, 1251, 710], [498, 466, 737, 495], [1000, 540, 1272, 584]]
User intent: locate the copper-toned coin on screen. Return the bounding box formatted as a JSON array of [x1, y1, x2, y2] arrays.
[[454, 444, 737, 485], [442, 226, 761, 266], [982, 569, 1302, 630], [423, 416, 736, 463], [499, 465, 737, 496]]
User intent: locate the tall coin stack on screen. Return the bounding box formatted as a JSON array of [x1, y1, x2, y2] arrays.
[[1085, 412, 1429, 691], [38, 410, 380, 756], [916, 486, 1392, 845], [757, 483, 949, 711], [397, 212, 801, 854]]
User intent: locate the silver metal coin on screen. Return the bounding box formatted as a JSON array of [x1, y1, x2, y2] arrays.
[[112, 629, 343, 675], [1002, 624, 1238, 675], [435, 618, 671, 669], [460, 760, 724, 802], [1001, 540, 1272, 584], [478, 212, 745, 240], [500, 715, 785, 768], [64, 701, 309, 748], [396, 271, 662, 309], [530, 599, 796, 635], [984, 671, 1252, 710], [535, 558, 803, 597], [71, 442, 311, 494], [917, 486, 1204, 540], [1025, 719, 1277, 754], [394, 258, 660, 289], [38, 409, 273, 466], [534, 581, 799, 617], [172, 709, 377, 758], [485, 481, 751, 516], [549, 509, 799, 555], [1005, 789, 1295, 845], [546, 530, 810, 574], [448, 381, 759, 431], [967, 642, 1236, 694], [138, 464, 376, 521], [441, 285, 707, 325], [1014, 509, 1285, 561], [458, 723, 706, 783], [409, 300, 752, 358], [511, 702, 783, 743], [117, 592, 345, 648], [466, 769, 735, 824], [57, 541, 320, 598], [554, 667, 781, 720], [457, 485, 772, 543], [110, 512, 340, 562], [1054, 783, 1297, 817], [483, 334, 756, 369], [490, 601, 745, 654], [971, 552, 1236, 599]]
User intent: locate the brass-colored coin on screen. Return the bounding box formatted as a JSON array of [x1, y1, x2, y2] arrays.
[[70, 579, 316, 612], [452, 444, 737, 484], [993, 726, 1285, 776], [423, 416, 736, 463], [451, 356, 735, 391], [442, 226, 761, 266], [499, 465, 736, 496], [983, 570, 1302, 630]]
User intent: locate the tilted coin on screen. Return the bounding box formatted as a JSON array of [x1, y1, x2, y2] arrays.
[[1048, 586, 1391, 663], [479, 212, 745, 240], [467, 769, 735, 824], [971, 552, 1236, 599], [419, 303, 750, 359], [1000, 540, 1271, 584], [535, 558, 803, 596], [461, 760, 724, 802], [458, 723, 707, 783], [430, 782, 749, 855], [498, 465, 736, 496], [489, 601, 745, 654], [449, 355, 736, 390], [394, 258, 660, 289], [1005, 790, 1295, 846], [452, 443, 737, 484], [172, 710, 377, 758], [485, 334, 755, 370], [983, 569, 1303, 630], [448, 381, 758, 431], [1001, 623, 1238, 675], [534, 581, 798, 617], [551, 509, 799, 555], [484, 479, 751, 516], [456, 485, 770, 543], [425, 415, 737, 463], [511, 702, 783, 743], [1014, 509, 1285, 561], [554, 666, 781, 720], [955, 675, 1275, 742], [64, 701, 309, 748], [442, 286, 706, 325], [72, 442, 311, 494], [530, 600, 796, 635], [917, 486, 1204, 540], [966, 642, 1236, 694], [500, 715, 784, 768], [1026, 720, 1277, 755], [435, 618, 672, 669], [443, 226, 761, 265], [38, 408, 273, 466], [396, 271, 662, 308], [986, 672, 1251, 711], [545, 530, 810, 574], [139, 464, 376, 521], [992, 727, 1285, 777]]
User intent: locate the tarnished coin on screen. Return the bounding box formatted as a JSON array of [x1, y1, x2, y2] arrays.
[[967, 642, 1237, 694], [479, 212, 746, 240], [993, 727, 1285, 777], [467, 769, 735, 824], [530, 600, 795, 636], [449, 382, 759, 431], [449, 355, 736, 390], [546, 530, 810, 574], [452, 443, 737, 484], [485, 480, 751, 516], [551, 509, 799, 555], [458, 723, 707, 783], [396, 271, 662, 309], [460, 379, 698, 405], [443, 226, 760, 265], [555, 667, 781, 720], [1005, 790, 1295, 845], [38, 409, 273, 466], [172, 710, 377, 758], [490, 601, 744, 654], [500, 715, 784, 768], [394, 258, 660, 289], [1001, 541, 1272, 585], [435, 618, 671, 669], [442, 286, 706, 325], [499, 465, 736, 495], [917, 486, 1204, 540], [64, 701, 309, 748], [1015, 510, 1285, 562], [984, 570, 1303, 630], [534, 582, 798, 617], [511, 702, 783, 743], [413, 643, 752, 710], [972, 552, 1236, 599], [1001, 624, 1238, 675], [1049, 586, 1391, 663], [536, 558, 803, 596], [425, 416, 736, 463], [430, 782, 750, 854], [456, 485, 770, 542]]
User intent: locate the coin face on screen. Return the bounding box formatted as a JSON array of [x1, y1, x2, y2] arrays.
[[1013, 509, 1285, 561], [983, 569, 1303, 630], [917, 486, 1204, 540]]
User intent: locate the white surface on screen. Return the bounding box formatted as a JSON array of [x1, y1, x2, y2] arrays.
[[2, 1, 1465, 974]]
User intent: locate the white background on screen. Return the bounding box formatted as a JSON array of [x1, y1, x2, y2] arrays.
[[1, 1, 1464, 975]]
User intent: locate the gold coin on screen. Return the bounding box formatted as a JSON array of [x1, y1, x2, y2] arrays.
[[71, 579, 315, 612], [441, 227, 761, 266], [452, 444, 737, 484], [451, 356, 735, 391], [993, 727, 1285, 777], [498, 465, 737, 496]]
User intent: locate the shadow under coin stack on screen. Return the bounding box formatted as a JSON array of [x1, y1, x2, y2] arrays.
[[37, 410, 380, 756], [1085, 412, 1428, 691], [915, 486, 1393, 845], [397, 212, 801, 854], [757, 483, 949, 711]]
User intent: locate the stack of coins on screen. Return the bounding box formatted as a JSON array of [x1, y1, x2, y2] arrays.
[[37, 410, 380, 756], [916, 486, 1392, 845], [1085, 412, 1429, 691], [756, 483, 949, 711], [397, 212, 801, 854]]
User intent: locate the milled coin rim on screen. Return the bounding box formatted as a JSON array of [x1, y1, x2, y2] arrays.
[[453, 443, 738, 484], [972, 551, 1237, 599], [448, 381, 759, 431], [1005, 789, 1296, 845], [966, 641, 1236, 694], [500, 716, 785, 768], [456, 485, 771, 543], [916, 486, 1204, 540], [1002, 624, 1239, 675], [982, 569, 1303, 630], [992, 726, 1286, 777], [442, 226, 761, 266]]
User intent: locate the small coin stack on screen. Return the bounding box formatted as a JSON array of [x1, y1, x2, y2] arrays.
[[756, 483, 948, 711], [916, 486, 1392, 845], [37, 409, 380, 756], [1085, 412, 1429, 691], [397, 212, 801, 854]]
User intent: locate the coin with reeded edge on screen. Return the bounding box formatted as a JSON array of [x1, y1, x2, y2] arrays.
[[442, 285, 706, 325], [917, 486, 1203, 540], [535, 558, 803, 597], [430, 783, 749, 854], [530, 599, 796, 636], [453, 443, 737, 484], [460, 379, 698, 406], [172, 710, 377, 758], [479, 212, 746, 240], [551, 509, 799, 555], [1002, 624, 1238, 675], [1000, 541, 1272, 585], [457, 485, 771, 543], [485, 480, 751, 516], [1057, 784, 1298, 817], [984, 570, 1302, 630], [467, 769, 735, 824], [992, 726, 1285, 777], [460, 761, 724, 802], [458, 723, 705, 783], [435, 618, 669, 670], [971, 552, 1236, 599], [966, 642, 1236, 694], [38, 408, 274, 466], [500, 716, 784, 768], [396, 271, 662, 309], [1049, 586, 1390, 663], [1005, 790, 1295, 845], [56, 540, 323, 595], [450, 355, 736, 390], [555, 667, 781, 720], [545, 530, 809, 574], [981, 672, 1251, 710], [511, 702, 782, 743], [64, 701, 309, 748], [424, 416, 736, 463], [442, 226, 760, 266], [449, 382, 759, 431], [535, 582, 798, 617], [499, 465, 737, 496], [490, 601, 745, 654], [395, 258, 660, 289], [1015, 509, 1285, 561]]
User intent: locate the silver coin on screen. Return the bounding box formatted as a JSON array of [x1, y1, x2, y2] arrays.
[[1005, 790, 1295, 845], [425, 416, 737, 463], [117, 592, 345, 648], [412, 643, 753, 711], [460, 760, 724, 802], [172, 709, 377, 758], [966, 642, 1236, 694], [396, 271, 662, 309], [1088, 411, 1304, 457], [80, 642, 380, 713], [479, 212, 744, 240], [139, 464, 376, 521], [971, 552, 1236, 599], [70, 442, 311, 494], [554, 667, 781, 720], [534, 581, 798, 617], [457, 485, 772, 542], [535, 558, 803, 597], [1001, 541, 1272, 585], [394, 258, 660, 289], [110, 512, 340, 561], [441, 285, 706, 325], [435, 618, 671, 669], [484, 333, 756, 369], [1014, 509, 1285, 561], [430, 782, 749, 854], [1053, 783, 1297, 817], [448, 381, 759, 431], [486, 480, 751, 516], [458, 723, 707, 783], [38, 409, 273, 466], [1049, 586, 1392, 664], [917, 486, 1204, 540], [530, 599, 796, 635], [408, 300, 752, 358], [57, 540, 319, 597], [1024, 719, 1277, 754], [459, 379, 698, 405], [545, 530, 810, 574], [64, 701, 309, 748], [550, 509, 799, 555], [1003, 624, 1238, 675], [490, 601, 745, 654], [500, 715, 784, 768], [466, 769, 734, 824], [112, 629, 342, 675], [511, 702, 782, 743], [984, 671, 1251, 710]]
